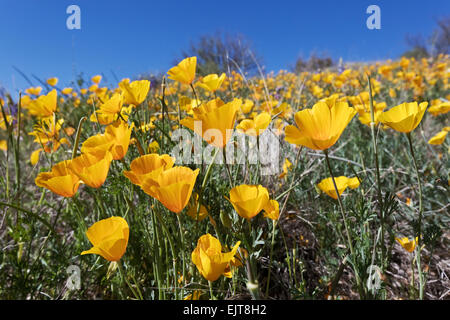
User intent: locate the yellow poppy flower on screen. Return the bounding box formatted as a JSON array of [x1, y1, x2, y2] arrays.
[[27, 89, 57, 118], [358, 110, 384, 126], [35, 160, 81, 197], [80, 134, 114, 158], [180, 98, 241, 148], [28, 117, 69, 153], [147, 140, 160, 153], [317, 176, 360, 199], [30, 148, 42, 165], [271, 102, 292, 118], [197, 73, 226, 92], [61, 87, 73, 95], [119, 79, 150, 106], [123, 153, 175, 186], [103, 120, 133, 160], [279, 158, 293, 179], [184, 290, 204, 300], [263, 199, 280, 220], [179, 96, 201, 114], [69, 150, 113, 188], [428, 102, 450, 116], [0, 140, 7, 151], [81, 120, 132, 160], [91, 75, 102, 84], [25, 86, 42, 96], [378, 102, 428, 133], [318, 94, 343, 109], [389, 88, 397, 98], [0, 114, 12, 130], [81, 216, 129, 261], [227, 184, 270, 220], [90, 92, 124, 125], [241, 99, 254, 114], [167, 56, 197, 85], [395, 237, 418, 253], [285, 99, 356, 150], [191, 233, 240, 282], [141, 166, 200, 213], [236, 112, 271, 136], [89, 84, 98, 93], [428, 130, 448, 145], [46, 77, 58, 86]]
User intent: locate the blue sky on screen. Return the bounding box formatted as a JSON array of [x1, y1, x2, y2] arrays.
[[0, 0, 448, 94]]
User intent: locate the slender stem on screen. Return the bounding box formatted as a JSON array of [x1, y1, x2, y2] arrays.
[[241, 220, 260, 300], [37, 188, 46, 207], [367, 75, 385, 270], [406, 132, 424, 300], [410, 254, 415, 298], [324, 149, 363, 297], [278, 224, 293, 287], [208, 281, 215, 300], [176, 214, 186, 298], [329, 255, 348, 299], [14, 93, 22, 193], [151, 205, 164, 299], [160, 77, 168, 150], [93, 188, 107, 218], [72, 116, 87, 159], [117, 262, 142, 300], [195, 147, 219, 222], [131, 128, 145, 156], [265, 220, 277, 298], [279, 146, 302, 218], [153, 207, 178, 299], [190, 83, 199, 106], [223, 147, 234, 187], [0, 201, 56, 234], [130, 271, 144, 300]]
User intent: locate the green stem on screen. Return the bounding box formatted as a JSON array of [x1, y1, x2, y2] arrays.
[[14, 93, 22, 193], [190, 83, 199, 106], [151, 206, 164, 300], [223, 147, 234, 187], [195, 147, 220, 223], [410, 254, 415, 298], [367, 75, 385, 271], [208, 281, 215, 300], [153, 207, 178, 299], [242, 220, 260, 300], [72, 116, 87, 159], [0, 201, 56, 234], [117, 262, 142, 300], [324, 149, 363, 297], [265, 220, 277, 298], [278, 224, 293, 287], [406, 132, 424, 300], [176, 214, 186, 298]]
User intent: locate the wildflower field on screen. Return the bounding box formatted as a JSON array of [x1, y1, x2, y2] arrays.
[[0, 54, 449, 300]]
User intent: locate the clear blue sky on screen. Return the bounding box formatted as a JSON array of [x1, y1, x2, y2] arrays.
[[0, 0, 448, 94]]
